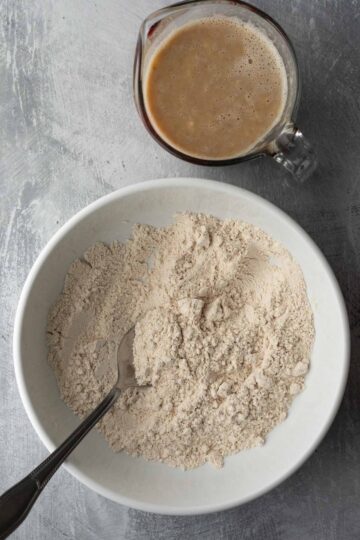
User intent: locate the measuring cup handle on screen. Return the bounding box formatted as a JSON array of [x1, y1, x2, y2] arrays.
[[269, 123, 317, 182]]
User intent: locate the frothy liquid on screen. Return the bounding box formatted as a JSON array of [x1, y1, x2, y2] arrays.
[[144, 16, 288, 160]]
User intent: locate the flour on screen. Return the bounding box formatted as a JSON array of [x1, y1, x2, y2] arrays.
[[47, 213, 314, 469]]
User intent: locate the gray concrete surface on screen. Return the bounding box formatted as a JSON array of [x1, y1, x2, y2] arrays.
[[1, 1, 360, 538]]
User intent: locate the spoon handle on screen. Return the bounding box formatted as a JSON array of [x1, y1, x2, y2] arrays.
[[0, 386, 120, 539]]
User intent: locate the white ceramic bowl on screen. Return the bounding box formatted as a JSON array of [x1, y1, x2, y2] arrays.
[[14, 178, 349, 515]]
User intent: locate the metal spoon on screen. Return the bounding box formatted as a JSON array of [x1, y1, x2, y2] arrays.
[[0, 327, 141, 539]]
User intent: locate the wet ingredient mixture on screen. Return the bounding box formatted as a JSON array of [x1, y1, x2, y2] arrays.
[[144, 16, 287, 159]]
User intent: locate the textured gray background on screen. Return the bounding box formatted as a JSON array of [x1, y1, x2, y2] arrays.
[[1, 0, 360, 538]]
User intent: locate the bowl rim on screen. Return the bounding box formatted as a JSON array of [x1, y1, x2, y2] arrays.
[[13, 177, 350, 515]]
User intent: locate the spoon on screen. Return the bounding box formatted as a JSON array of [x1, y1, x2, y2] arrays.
[[0, 327, 142, 539]]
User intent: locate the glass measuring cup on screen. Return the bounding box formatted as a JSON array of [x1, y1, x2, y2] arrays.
[[134, 0, 317, 181]]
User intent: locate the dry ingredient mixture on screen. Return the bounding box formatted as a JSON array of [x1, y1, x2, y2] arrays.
[[47, 213, 314, 469]]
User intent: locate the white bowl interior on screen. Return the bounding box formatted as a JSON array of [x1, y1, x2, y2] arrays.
[[14, 178, 349, 514]]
